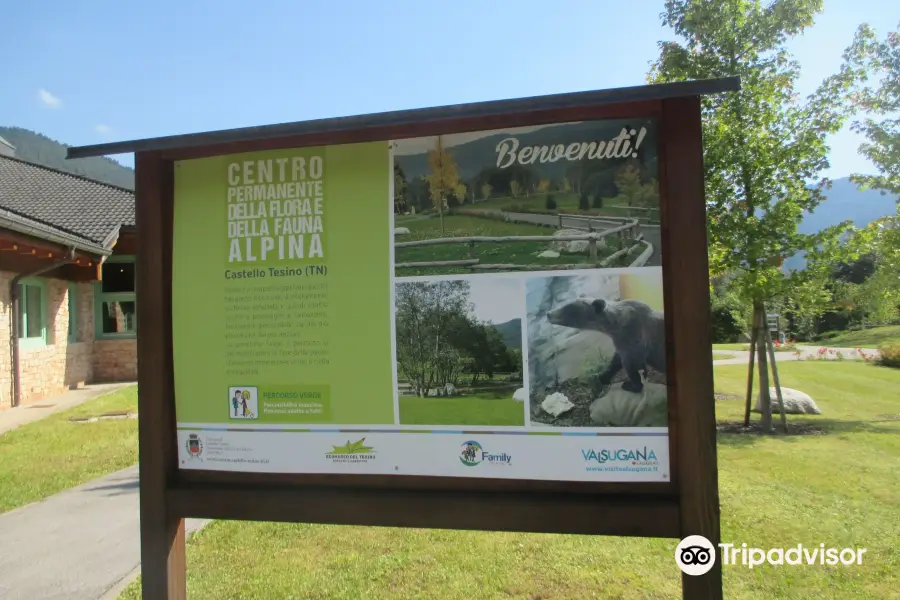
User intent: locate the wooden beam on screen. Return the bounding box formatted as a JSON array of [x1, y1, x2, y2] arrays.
[[161, 100, 661, 161], [660, 96, 722, 600], [168, 484, 681, 538], [135, 151, 185, 600]]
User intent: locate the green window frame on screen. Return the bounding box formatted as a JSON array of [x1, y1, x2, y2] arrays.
[[68, 282, 79, 343], [94, 255, 137, 340], [17, 278, 48, 350]]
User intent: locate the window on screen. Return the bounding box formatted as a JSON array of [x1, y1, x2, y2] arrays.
[[94, 256, 137, 339], [68, 282, 79, 343], [17, 279, 47, 349]]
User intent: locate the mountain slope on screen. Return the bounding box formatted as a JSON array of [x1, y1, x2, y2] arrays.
[[493, 319, 522, 350], [782, 177, 898, 271], [0, 126, 134, 189]]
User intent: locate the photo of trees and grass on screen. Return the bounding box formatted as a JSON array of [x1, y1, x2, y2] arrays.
[[394, 276, 526, 426], [391, 118, 661, 278]]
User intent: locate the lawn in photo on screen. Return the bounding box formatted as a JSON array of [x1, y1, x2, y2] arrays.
[[394, 276, 526, 426], [391, 118, 661, 278], [526, 268, 667, 427]]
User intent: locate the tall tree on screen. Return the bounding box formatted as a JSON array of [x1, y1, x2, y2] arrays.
[[648, 0, 872, 432], [850, 22, 900, 196], [394, 163, 408, 214], [425, 137, 462, 235]]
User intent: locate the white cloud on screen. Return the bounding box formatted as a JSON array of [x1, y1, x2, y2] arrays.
[[95, 124, 113, 136], [37, 88, 63, 109]]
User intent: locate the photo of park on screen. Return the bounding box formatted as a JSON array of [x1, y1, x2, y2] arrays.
[[525, 268, 668, 428], [391, 118, 661, 278], [394, 276, 526, 426]]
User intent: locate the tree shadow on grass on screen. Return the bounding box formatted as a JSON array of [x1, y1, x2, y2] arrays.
[[716, 417, 900, 448]]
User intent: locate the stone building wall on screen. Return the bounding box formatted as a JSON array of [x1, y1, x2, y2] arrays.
[[0, 270, 138, 409]]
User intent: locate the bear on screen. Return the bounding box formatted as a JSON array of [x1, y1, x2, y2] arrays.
[[546, 297, 666, 394]]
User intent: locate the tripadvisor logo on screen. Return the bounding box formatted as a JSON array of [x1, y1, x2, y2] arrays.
[[459, 440, 512, 467], [326, 438, 375, 464]]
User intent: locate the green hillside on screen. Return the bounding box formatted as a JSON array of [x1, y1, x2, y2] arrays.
[[0, 126, 134, 189], [493, 318, 522, 350]]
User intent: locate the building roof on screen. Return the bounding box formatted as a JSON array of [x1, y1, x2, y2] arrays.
[[66, 77, 740, 159], [0, 154, 135, 254]]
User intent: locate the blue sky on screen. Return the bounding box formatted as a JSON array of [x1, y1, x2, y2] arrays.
[[3, 0, 897, 176]]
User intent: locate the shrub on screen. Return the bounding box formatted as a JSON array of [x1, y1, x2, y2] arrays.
[[545, 194, 557, 210], [877, 343, 900, 369], [592, 194, 604, 209], [579, 192, 590, 210]]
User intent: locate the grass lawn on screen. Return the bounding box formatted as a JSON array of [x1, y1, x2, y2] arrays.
[[712, 352, 737, 360], [713, 343, 750, 351], [470, 192, 658, 221], [120, 362, 899, 599], [0, 385, 138, 514], [398, 383, 525, 426], [394, 214, 619, 276], [816, 324, 900, 349]]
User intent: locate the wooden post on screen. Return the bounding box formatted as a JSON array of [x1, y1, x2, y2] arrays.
[[755, 304, 773, 433], [468, 241, 476, 260], [589, 237, 598, 264], [764, 327, 789, 433], [135, 151, 186, 600], [558, 214, 563, 229], [744, 313, 758, 427], [661, 96, 723, 600]]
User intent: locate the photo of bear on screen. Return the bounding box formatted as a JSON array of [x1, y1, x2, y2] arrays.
[[525, 268, 668, 428], [394, 276, 527, 426]]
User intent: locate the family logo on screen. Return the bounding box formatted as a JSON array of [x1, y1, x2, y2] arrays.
[[228, 386, 259, 420], [326, 438, 376, 464], [185, 433, 204, 461], [459, 440, 512, 467]]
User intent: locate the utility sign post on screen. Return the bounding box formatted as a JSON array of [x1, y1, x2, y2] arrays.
[[67, 76, 739, 600]]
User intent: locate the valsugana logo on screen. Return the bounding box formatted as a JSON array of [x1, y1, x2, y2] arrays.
[[581, 446, 659, 472], [459, 440, 511, 467], [326, 438, 375, 464], [676, 535, 717, 576]]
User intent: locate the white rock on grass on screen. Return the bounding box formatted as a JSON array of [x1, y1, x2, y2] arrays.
[[394, 227, 411, 235], [537, 250, 560, 258], [549, 228, 604, 254], [541, 392, 574, 417], [589, 382, 668, 427], [753, 387, 821, 415], [513, 387, 528, 402], [444, 382, 458, 397]]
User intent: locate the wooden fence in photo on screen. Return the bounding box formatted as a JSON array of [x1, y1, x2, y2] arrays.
[[395, 216, 652, 271]]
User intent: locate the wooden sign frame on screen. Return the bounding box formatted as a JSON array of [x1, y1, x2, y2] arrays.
[[67, 77, 739, 600]]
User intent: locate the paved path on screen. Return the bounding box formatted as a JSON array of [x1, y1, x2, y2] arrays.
[[0, 465, 209, 600], [0, 383, 136, 436], [712, 345, 878, 366]]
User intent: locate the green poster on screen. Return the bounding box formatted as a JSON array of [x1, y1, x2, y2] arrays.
[[172, 142, 395, 425]]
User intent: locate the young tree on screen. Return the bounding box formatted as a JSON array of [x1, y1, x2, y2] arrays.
[[510, 179, 522, 198], [850, 22, 900, 196], [648, 0, 872, 432], [537, 178, 551, 194], [480, 182, 493, 202], [611, 163, 658, 208], [425, 137, 462, 235]]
